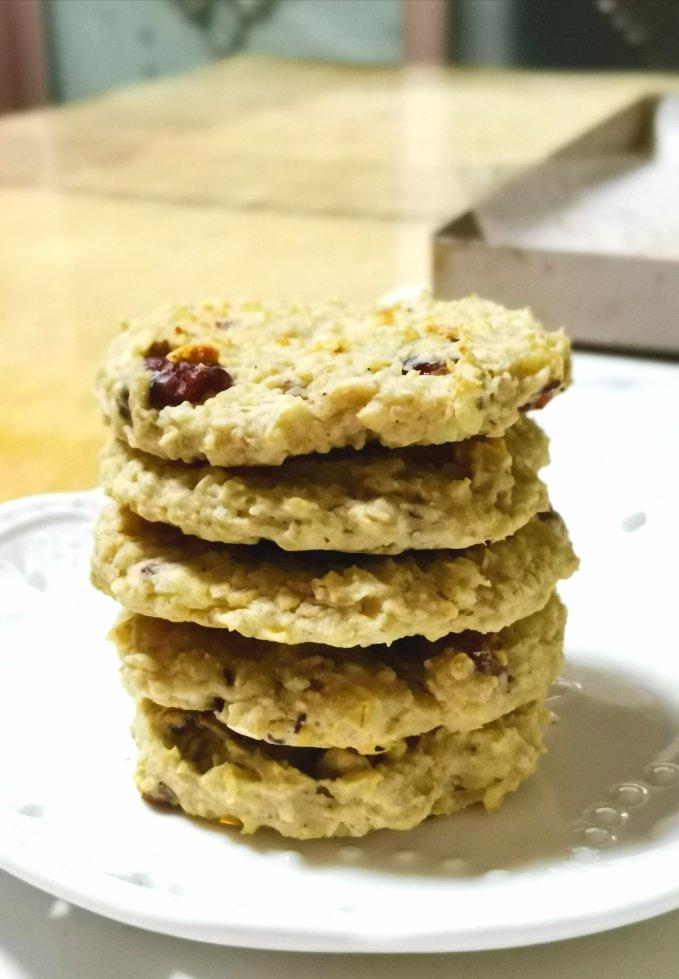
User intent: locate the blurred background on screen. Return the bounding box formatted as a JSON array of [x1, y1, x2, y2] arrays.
[[1, 0, 677, 500], [3, 0, 679, 111]]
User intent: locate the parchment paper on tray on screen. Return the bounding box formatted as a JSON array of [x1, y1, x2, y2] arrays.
[[434, 96, 679, 357]]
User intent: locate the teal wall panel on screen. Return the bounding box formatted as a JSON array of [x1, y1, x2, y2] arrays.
[[45, 0, 403, 103]]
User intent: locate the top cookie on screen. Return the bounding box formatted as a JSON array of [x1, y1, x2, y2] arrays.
[[97, 295, 570, 467]]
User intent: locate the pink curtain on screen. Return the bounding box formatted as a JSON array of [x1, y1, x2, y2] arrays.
[[0, 0, 48, 112], [403, 0, 448, 64]]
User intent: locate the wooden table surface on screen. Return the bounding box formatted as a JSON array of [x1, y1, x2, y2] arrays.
[[0, 56, 673, 501]]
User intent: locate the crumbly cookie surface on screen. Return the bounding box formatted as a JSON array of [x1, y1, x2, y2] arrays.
[[135, 700, 546, 838], [100, 417, 548, 553], [97, 295, 570, 467], [91, 505, 578, 646], [116, 596, 564, 752]]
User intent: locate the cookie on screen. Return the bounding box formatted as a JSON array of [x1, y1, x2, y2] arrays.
[[100, 417, 549, 554], [134, 700, 547, 838], [115, 595, 564, 752], [91, 505, 578, 647], [97, 295, 570, 467]]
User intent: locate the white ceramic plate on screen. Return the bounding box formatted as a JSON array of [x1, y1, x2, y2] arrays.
[[1, 350, 679, 952]]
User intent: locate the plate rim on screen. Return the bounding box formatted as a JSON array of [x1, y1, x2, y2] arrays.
[[1, 489, 679, 952], [2, 836, 679, 952]]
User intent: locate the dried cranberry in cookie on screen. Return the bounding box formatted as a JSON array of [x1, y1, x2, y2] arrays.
[[146, 358, 232, 408]]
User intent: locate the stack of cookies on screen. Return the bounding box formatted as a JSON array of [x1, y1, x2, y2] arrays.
[[91, 295, 578, 839]]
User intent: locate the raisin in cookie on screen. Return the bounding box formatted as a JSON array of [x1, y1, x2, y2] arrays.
[[135, 700, 546, 838], [91, 505, 578, 647], [97, 295, 570, 467], [100, 416, 549, 553], [115, 595, 564, 752]]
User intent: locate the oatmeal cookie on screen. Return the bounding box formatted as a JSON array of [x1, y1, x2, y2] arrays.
[[116, 596, 564, 751], [135, 700, 547, 838], [97, 295, 570, 467], [91, 505, 578, 646], [100, 417, 549, 553]]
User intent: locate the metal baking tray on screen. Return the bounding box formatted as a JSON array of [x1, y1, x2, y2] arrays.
[[433, 95, 679, 357]]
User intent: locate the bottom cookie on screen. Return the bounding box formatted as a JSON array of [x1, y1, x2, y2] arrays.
[[134, 700, 547, 839]]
